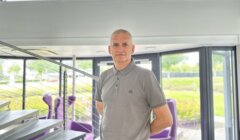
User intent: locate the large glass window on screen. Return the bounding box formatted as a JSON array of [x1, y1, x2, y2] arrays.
[[75, 60, 93, 123], [161, 52, 201, 140], [98, 61, 113, 74], [0, 59, 23, 110], [98, 59, 152, 73], [62, 59, 93, 123], [0, 46, 238, 140], [26, 59, 59, 116], [212, 50, 235, 140], [135, 59, 152, 70]]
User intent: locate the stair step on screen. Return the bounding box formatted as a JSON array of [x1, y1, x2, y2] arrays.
[[2, 119, 63, 140], [39, 128, 86, 140], [0, 111, 10, 121], [0, 118, 38, 139], [0, 110, 38, 129], [0, 101, 10, 110]]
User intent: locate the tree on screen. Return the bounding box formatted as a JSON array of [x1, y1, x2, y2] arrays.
[[8, 64, 21, 74], [76, 60, 92, 75], [8, 64, 21, 84], [162, 54, 187, 72], [212, 53, 223, 74], [76, 60, 92, 70], [27, 60, 59, 81]]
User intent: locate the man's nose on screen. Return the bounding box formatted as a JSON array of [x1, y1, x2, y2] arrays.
[[117, 45, 125, 51]]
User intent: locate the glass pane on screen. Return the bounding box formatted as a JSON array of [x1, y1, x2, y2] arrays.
[[135, 59, 152, 70], [62, 60, 75, 119], [62, 60, 93, 124], [98, 59, 152, 74], [161, 52, 201, 140], [0, 59, 23, 110], [75, 60, 93, 123], [98, 61, 113, 74], [26, 60, 59, 116], [212, 50, 235, 140]]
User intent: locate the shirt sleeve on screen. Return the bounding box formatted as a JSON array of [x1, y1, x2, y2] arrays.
[[95, 73, 103, 102], [145, 71, 166, 108]]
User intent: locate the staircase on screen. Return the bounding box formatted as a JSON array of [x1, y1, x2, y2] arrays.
[[0, 100, 86, 140]]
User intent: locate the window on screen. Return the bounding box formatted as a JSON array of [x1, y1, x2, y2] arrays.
[[26, 59, 59, 116], [0, 59, 23, 110], [161, 51, 201, 140], [212, 50, 236, 140]]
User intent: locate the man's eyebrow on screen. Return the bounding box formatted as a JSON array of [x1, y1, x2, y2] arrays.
[[113, 43, 119, 46]]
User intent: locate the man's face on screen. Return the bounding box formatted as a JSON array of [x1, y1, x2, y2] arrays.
[[108, 33, 135, 64]]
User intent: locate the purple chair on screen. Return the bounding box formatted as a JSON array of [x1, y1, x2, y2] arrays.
[[43, 94, 53, 119], [54, 96, 94, 140], [150, 99, 177, 140], [54, 96, 76, 119], [31, 94, 53, 140], [38, 94, 53, 119]]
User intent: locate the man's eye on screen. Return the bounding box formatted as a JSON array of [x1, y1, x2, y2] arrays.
[[113, 43, 119, 47], [122, 43, 128, 47]]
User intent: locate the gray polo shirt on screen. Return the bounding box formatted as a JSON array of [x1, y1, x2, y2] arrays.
[[96, 61, 166, 140]]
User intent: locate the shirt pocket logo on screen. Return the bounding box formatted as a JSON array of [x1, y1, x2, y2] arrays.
[[128, 89, 133, 94]]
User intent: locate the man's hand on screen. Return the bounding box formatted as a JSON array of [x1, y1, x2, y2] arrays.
[[96, 101, 104, 115], [150, 104, 173, 135]]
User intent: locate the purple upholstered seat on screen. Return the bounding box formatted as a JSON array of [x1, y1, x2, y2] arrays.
[[43, 93, 53, 119], [54, 96, 94, 140], [150, 99, 178, 140], [54, 96, 76, 119], [31, 94, 53, 140]]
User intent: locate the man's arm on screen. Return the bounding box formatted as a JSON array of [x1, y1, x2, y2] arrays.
[[150, 104, 173, 135], [96, 101, 104, 115]]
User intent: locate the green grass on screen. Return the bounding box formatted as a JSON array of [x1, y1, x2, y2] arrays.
[[0, 77, 226, 121], [162, 77, 225, 121], [163, 77, 200, 91], [165, 91, 201, 120], [213, 93, 225, 116]]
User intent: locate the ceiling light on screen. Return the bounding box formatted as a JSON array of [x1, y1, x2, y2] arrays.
[[96, 50, 105, 54], [145, 46, 156, 50], [25, 49, 57, 56]]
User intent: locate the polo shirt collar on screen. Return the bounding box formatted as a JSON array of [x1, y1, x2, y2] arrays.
[[113, 59, 136, 76]]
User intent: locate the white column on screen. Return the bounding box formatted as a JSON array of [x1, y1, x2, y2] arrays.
[[237, 35, 240, 101], [72, 55, 76, 120], [234, 36, 240, 140]]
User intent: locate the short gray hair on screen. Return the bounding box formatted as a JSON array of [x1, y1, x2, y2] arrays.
[[110, 29, 132, 42]]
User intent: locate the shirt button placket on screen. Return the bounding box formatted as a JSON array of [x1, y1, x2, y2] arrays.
[[115, 76, 120, 95]]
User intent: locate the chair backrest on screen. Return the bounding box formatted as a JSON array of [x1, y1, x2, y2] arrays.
[[42, 94, 52, 119], [167, 99, 177, 139], [150, 98, 178, 140], [54, 95, 76, 119], [54, 95, 93, 133]]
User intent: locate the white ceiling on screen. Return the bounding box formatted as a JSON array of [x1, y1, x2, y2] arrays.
[[0, 35, 238, 57], [0, 0, 239, 58]]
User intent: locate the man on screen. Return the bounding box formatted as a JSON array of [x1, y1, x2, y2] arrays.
[[95, 29, 173, 140]]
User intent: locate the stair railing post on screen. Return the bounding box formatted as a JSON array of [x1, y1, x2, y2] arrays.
[[63, 70, 68, 130]]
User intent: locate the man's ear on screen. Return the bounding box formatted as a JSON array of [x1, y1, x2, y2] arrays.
[[131, 45, 135, 54], [108, 46, 111, 54]]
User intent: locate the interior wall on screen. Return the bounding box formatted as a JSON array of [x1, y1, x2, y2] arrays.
[[0, 0, 239, 46]]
